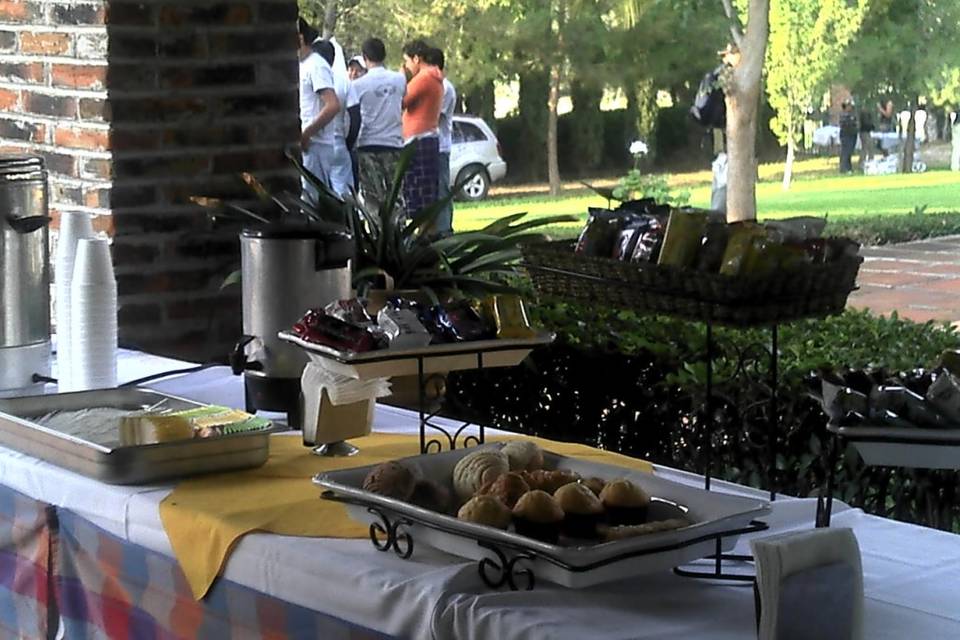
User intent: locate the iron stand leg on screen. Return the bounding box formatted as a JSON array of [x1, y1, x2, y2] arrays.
[[769, 325, 779, 502], [418, 356, 426, 454], [704, 322, 714, 492], [816, 432, 840, 527]]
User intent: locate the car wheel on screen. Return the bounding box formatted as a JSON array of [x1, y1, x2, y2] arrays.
[[457, 166, 490, 202]]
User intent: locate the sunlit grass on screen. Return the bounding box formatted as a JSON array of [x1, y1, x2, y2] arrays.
[[454, 157, 960, 235]]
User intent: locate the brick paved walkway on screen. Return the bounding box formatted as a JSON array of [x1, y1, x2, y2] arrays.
[[848, 235, 960, 323]]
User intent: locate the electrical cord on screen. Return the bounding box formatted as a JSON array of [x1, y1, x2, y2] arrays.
[[119, 363, 222, 388]]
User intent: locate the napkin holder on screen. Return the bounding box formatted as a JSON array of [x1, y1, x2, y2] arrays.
[[300, 361, 388, 456], [751, 528, 863, 640]]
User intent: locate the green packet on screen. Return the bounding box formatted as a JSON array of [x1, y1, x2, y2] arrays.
[[169, 405, 272, 435]]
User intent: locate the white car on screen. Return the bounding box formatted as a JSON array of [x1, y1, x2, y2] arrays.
[[450, 114, 507, 201]]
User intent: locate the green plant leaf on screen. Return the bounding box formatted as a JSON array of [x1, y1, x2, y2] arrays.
[[220, 270, 241, 290]]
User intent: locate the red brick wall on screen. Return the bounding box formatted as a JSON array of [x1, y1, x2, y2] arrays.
[[0, 0, 301, 361]]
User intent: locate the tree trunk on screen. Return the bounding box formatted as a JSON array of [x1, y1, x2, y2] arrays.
[[321, 0, 338, 39], [724, 0, 771, 223], [902, 97, 917, 174], [782, 136, 795, 191], [547, 60, 562, 196], [464, 81, 495, 123]]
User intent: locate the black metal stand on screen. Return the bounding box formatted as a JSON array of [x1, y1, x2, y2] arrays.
[[701, 322, 780, 503], [342, 497, 770, 592], [416, 351, 486, 454]]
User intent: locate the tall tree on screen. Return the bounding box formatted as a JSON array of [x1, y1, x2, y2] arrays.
[[720, 0, 770, 223], [765, 0, 867, 190]]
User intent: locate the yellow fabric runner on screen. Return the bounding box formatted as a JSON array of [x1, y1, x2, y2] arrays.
[[159, 433, 654, 599]]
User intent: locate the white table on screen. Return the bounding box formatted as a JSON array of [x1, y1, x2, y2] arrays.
[[2, 351, 959, 638]]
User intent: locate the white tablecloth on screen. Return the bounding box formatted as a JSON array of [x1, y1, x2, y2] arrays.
[[2, 351, 959, 638]]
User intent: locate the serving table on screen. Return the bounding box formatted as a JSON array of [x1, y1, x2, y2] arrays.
[[0, 350, 959, 639]]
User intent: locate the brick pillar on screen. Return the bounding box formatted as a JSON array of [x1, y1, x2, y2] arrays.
[[0, 0, 301, 362]]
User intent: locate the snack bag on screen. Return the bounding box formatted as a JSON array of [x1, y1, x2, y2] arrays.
[[658, 209, 709, 268]]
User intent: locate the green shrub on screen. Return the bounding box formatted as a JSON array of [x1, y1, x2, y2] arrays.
[[825, 209, 960, 245], [448, 296, 960, 530]]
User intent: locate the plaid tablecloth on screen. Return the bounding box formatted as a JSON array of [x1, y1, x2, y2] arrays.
[[0, 488, 55, 639], [0, 482, 389, 640], [53, 509, 390, 640]]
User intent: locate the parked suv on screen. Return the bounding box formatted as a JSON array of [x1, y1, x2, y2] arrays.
[[450, 115, 507, 201]]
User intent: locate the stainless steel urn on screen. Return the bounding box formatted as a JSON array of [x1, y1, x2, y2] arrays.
[[236, 224, 353, 427], [0, 155, 51, 395]]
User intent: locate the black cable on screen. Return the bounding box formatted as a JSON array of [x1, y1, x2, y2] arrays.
[[32, 373, 57, 384], [119, 363, 222, 388]]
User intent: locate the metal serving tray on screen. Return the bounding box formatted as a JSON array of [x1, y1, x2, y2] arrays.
[[279, 331, 555, 380], [828, 421, 960, 469], [315, 445, 770, 588], [0, 388, 272, 484]]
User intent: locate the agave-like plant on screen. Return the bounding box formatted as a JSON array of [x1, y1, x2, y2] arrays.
[[289, 144, 576, 301], [197, 145, 576, 299]]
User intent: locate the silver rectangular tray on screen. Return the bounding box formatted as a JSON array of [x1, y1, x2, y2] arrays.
[[279, 331, 554, 380], [828, 421, 960, 469], [315, 444, 770, 588], [0, 387, 273, 484]]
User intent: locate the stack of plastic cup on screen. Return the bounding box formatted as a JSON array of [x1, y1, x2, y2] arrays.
[[54, 211, 93, 392], [70, 236, 118, 391]]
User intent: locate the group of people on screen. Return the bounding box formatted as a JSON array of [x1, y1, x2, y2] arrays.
[[837, 99, 898, 174], [297, 19, 458, 235]]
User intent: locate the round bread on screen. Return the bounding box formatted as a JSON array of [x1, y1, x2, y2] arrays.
[[409, 479, 452, 514], [580, 476, 607, 496], [521, 469, 580, 495], [599, 479, 650, 509], [501, 440, 544, 471], [361, 461, 416, 501], [554, 482, 604, 515], [513, 490, 564, 523], [457, 495, 512, 529], [478, 472, 530, 509], [453, 449, 509, 501]]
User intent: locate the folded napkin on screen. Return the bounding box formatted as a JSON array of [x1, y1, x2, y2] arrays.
[[160, 433, 654, 599], [751, 528, 863, 640]]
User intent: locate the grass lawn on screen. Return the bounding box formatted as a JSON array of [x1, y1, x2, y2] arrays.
[[453, 157, 960, 237]]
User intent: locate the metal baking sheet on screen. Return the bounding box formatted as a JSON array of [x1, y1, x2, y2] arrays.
[[315, 444, 770, 588], [828, 422, 960, 469], [278, 331, 554, 380], [0, 387, 272, 484]]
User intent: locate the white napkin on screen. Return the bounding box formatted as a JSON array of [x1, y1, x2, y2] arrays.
[[751, 527, 863, 640], [300, 362, 391, 445]]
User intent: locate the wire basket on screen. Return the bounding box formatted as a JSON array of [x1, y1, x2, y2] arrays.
[[521, 241, 862, 327]]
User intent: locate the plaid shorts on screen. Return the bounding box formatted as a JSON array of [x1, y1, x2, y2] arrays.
[[402, 136, 440, 216]]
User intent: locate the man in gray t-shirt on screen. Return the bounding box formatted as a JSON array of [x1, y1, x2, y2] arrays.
[[425, 47, 456, 236], [346, 38, 406, 213]]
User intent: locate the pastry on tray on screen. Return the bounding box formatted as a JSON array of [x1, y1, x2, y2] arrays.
[[457, 495, 512, 530], [501, 440, 544, 472], [362, 461, 417, 501], [599, 518, 688, 541], [554, 482, 604, 538], [580, 476, 607, 497], [478, 472, 530, 509], [599, 479, 650, 525], [409, 479, 452, 514], [522, 469, 580, 495], [512, 490, 564, 544], [453, 449, 509, 501]]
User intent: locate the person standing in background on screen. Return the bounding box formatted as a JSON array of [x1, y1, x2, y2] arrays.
[[858, 106, 874, 172], [347, 56, 366, 81], [297, 19, 340, 200], [838, 100, 858, 174], [424, 47, 456, 236], [346, 38, 407, 214], [401, 39, 443, 217], [310, 39, 353, 197], [951, 109, 960, 172]]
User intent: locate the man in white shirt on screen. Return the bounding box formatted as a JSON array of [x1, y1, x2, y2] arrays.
[[425, 47, 456, 236], [311, 39, 353, 197], [297, 19, 340, 202], [345, 38, 407, 214]]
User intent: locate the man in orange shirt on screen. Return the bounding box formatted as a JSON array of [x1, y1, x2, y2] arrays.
[[401, 39, 444, 217]]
